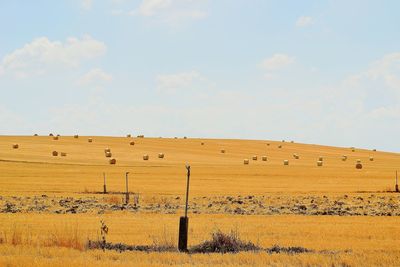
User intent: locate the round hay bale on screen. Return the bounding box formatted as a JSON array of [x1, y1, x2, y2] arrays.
[[262, 156, 267, 161], [266, 143, 270, 146], [221, 149, 226, 154], [317, 160, 323, 167], [143, 154, 149, 160], [130, 141, 135, 146], [373, 149, 377, 152], [49, 133, 54, 136], [291, 141, 294, 143], [184, 136, 187, 139], [243, 159, 249, 165], [57, 134, 60, 137], [318, 156, 323, 161], [34, 134, 38, 136], [104, 148, 111, 153], [356, 159, 361, 164], [278, 145, 282, 148], [356, 163, 363, 169], [109, 158, 116, 165], [282, 140, 285, 143], [137, 135, 144, 138], [52, 151, 58, 156], [12, 144, 19, 149], [201, 142, 204, 145], [252, 155, 258, 161], [88, 138, 93, 143], [174, 137, 178, 139], [74, 135, 79, 139], [369, 157, 374, 161], [283, 160, 289, 165], [60, 152, 67, 157], [158, 153, 164, 159], [105, 151, 112, 158], [127, 134, 131, 138], [342, 155, 347, 161], [350, 147, 355, 152], [293, 154, 299, 159], [53, 136, 59, 140]]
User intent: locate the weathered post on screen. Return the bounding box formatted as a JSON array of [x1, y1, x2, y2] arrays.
[[103, 172, 107, 194], [125, 172, 130, 204], [396, 171, 399, 192], [178, 164, 190, 252]]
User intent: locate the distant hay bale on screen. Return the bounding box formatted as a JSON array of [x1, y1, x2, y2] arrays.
[[373, 149, 377, 152], [49, 133, 54, 136], [105, 151, 112, 158], [88, 138, 93, 143], [282, 140, 285, 143], [184, 136, 187, 139], [278, 145, 282, 148], [266, 143, 270, 146], [34, 134, 38, 136], [252, 155, 257, 161], [350, 147, 355, 152], [57, 134, 60, 137], [221, 149, 226, 153], [201, 142, 205, 145], [356, 163, 363, 169], [317, 160, 323, 167], [369, 157, 374, 161], [318, 156, 323, 161], [130, 141, 135, 146], [12, 144, 19, 149], [53, 136, 59, 140], [293, 154, 299, 159], [104, 148, 111, 153], [109, 158, 116, 165], [74, 135, 79, 139], [262, 156, 267, 161], [143, 154, 149, 160], [283, 160, 289, 165], [342, 155, 347, 161], [158, 153, 164, 159], [243, 159, 249, 165], [127, 134, 131, 138], [356, 159, 361, 164], [174, 137, 178, 139], [137, 135, 144, 138], [52, 151, 58, 156], [291, 141, 294, 143], [60, 152, 67, 157]]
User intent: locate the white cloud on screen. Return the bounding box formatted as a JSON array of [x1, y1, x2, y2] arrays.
[[296, 16, 313, 27], [260, 54, 295, 71], [78, 68, 113, 86], [81, 0, 93, 10], [156, 70, 204, 93], [131, 0, 207, 23], [0, 35, 106, 78]]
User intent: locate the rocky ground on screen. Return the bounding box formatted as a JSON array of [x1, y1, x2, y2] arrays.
[[1, 194, 399, 216]]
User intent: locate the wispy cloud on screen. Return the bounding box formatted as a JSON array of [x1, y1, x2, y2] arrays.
[[295, 16, 313, 27], [78, 68, 113, 86]]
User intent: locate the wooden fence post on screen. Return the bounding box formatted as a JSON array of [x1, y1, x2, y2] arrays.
[[103, 172, 107, 194], [125, 172, 130, 204], [178, 164, 190, 252]]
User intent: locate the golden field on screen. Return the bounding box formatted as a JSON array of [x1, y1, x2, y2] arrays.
[[1, 135, 400, 266]]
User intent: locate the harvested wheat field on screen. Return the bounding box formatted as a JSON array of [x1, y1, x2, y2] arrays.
[[0, 135, 400, 266]]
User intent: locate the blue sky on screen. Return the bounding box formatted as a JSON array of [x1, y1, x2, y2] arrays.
[[1, 0, 400, 151]]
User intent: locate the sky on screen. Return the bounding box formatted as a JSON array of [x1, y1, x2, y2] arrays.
[[0, 0, 400, 152]]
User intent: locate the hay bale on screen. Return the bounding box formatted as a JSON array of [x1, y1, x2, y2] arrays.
[[317, 160, 323, 167], [369, 157, 374, 161], [293, 154, 299, 159], [12, 144, 19, 149], [282, 140, 285, 143], [53, 136, 59, 140], [373, 149, 377, 152], [60, 152, 67, 157], [278, 145, 282, 148], [356, 159, 361, 164], [201, 142, 204, 145], [243, 159, 249, 165], [158, 153, 164, 159], [57, 134, 60, 137], [104, 148, 111, 153], [318, 156, 323, 161], [74, 135, 79, 139], [291, 141, 294, 143], [283, 160, 289, 165], [34, 134, 38, 136], [262, 156, 267, 161], [105, 151, 112, 158], [137, 135, 144, 138], [184, 136, 187, 139], [88, 138, 93, 143], [143, 154, 149, 160], [266, 143, 270, 146], [342, 155, 347, 161], [356, 163, 362, 169], [221, 149, 226, 153], [109, 158, 116, 165], [49, 133, 54, 136], [130, 141, 135, 146], [252, 155, 257, 161], [350, 147, 355, 152], [52, 151, 58, 156], [127, 134, 131, 138]]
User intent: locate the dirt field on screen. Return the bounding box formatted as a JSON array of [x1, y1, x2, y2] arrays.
[[1, 135, 400, 266]]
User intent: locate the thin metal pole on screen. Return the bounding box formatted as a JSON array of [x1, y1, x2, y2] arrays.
[[125, 172, 130, 204], [184, 165, 190, 218]]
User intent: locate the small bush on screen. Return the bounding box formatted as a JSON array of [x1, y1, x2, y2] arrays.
[[190, 229, 260, 253]]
